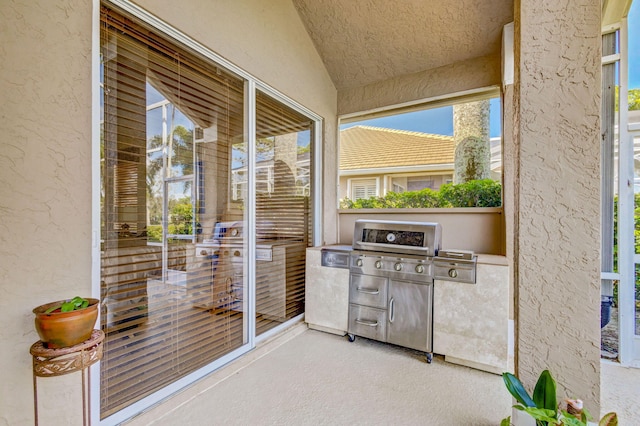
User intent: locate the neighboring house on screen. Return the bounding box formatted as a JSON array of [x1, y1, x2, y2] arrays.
[[339, 126, 454, 200], [339, 125, 502, 201]]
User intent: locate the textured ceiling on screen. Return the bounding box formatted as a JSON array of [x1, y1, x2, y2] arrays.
[[292, 0, 514, 90]]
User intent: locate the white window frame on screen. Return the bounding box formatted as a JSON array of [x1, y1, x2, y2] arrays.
[[338, 86, 502, 210], [616, 15, 640, 367], [348, 177, 379, 200]]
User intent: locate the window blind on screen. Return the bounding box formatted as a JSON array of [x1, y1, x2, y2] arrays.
[[352, 179, 377, 200], [100, 5, 247, 417], [254, 90, 313, 335]]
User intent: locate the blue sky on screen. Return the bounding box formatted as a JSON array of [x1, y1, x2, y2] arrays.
[[340, 98, 501, 138]]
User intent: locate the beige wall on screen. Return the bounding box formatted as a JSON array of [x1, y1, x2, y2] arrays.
[[338, 172, 453, 201], [514, 0, 601, 413], [0, 0, 608, 423], [0, 0, 94, 424], [0, 0, 336, 424], [338, 54, 501, 116], [339, 209, 505, 255]]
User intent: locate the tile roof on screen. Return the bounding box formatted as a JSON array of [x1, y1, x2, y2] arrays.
[[339, 125, 454, 170]]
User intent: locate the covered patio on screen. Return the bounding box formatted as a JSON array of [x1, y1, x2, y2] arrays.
[[1, 0, 637, 424], [122, 325, 639, 425]]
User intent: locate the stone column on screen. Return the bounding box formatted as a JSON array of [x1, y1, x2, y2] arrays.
[[513, 0, 601, 414]]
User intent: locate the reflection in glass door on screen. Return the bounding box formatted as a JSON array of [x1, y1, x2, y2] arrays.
[[99, 5, 320, 419], [99, 6, 249, 416], [629, 1, 640, 365], [252, 90, 314, 336]]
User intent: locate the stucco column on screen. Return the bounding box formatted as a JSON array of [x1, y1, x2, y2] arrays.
[[513, 0, 601, 414]]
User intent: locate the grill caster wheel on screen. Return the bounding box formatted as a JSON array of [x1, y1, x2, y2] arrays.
[[426, 353, 433, 364], [347, 334, 356, 342]]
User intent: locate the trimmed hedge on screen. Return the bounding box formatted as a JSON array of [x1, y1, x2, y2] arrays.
[[340, 179, 502, 209]]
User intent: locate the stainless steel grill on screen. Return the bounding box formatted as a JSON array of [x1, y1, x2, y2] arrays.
[[347, 219, 476, 363]]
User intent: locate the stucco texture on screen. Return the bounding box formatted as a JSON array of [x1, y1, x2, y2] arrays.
[[338, 54, 501, 116], [0, 0, 94, 424], [293, 0, 513, 91], [514, 0, 602, 413]]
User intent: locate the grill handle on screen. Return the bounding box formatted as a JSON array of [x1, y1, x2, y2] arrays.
[[389, 297, 395, 323], [355, 319, 379, 327], [356, 287, 380, 295]]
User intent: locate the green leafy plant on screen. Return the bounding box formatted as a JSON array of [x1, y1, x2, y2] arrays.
[[44, 296, 90, 314], [340, 179, 501, 209], [501, 370, 618, 426], [439, 179, 502, 207]]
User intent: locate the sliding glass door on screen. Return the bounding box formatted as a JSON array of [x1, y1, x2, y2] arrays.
[[101, 4, 249, 418], [99, 3, 319, 420]]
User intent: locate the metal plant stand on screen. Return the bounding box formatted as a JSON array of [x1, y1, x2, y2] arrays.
[[30, 330, 104, 426]]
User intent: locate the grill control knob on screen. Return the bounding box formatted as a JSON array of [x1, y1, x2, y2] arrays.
[[415, 264, 425, 274], [375, 260, 382, 269], [394, 262, 403, 271], [356, 258, 363, 267], [448, 268, 458, 278]]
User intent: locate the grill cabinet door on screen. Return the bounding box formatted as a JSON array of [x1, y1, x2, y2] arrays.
[[386, 280, 433, 352]]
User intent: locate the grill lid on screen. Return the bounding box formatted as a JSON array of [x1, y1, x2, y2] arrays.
[[352, 219, 441, 256]]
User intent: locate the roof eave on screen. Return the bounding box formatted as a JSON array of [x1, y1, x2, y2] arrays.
[[339, 163, 454, 176]]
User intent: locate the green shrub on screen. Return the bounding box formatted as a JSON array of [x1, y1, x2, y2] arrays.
[[147, 225, 162, 243], [439, 179, 502, 207], [340, 179, 501, 209]]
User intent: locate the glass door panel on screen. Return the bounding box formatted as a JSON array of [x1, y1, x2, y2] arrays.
[[254, 90, 313, 336], [100, 5, 249, 415]]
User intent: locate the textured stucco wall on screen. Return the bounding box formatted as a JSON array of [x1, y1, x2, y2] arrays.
[[0, 1, 94, 424], [514, 0, 601, 413], [338, 54, 501, 116], [0, 0, 337, 424], [503, 84, 516, 319]]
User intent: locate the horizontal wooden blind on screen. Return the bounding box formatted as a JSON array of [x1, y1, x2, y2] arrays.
[[256, 91, 312, 137], [254, 91, 313, 335], [100, 5, 246, 418]]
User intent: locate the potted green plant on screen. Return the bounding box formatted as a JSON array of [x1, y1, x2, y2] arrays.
[[501, 369, 618, 426], [33, 297, 99, 349]]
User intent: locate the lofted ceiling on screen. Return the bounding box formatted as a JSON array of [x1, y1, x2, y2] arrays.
[[292, 0, 514, 91]]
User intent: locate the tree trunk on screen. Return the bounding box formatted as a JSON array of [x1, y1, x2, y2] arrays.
[[453, 100, 491, 183]]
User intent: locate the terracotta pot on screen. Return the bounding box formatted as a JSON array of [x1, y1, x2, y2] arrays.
[[33, 298, 99, 348]]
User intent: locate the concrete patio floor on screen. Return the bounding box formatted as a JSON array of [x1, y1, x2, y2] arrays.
[[124, 322, 639, 425]]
